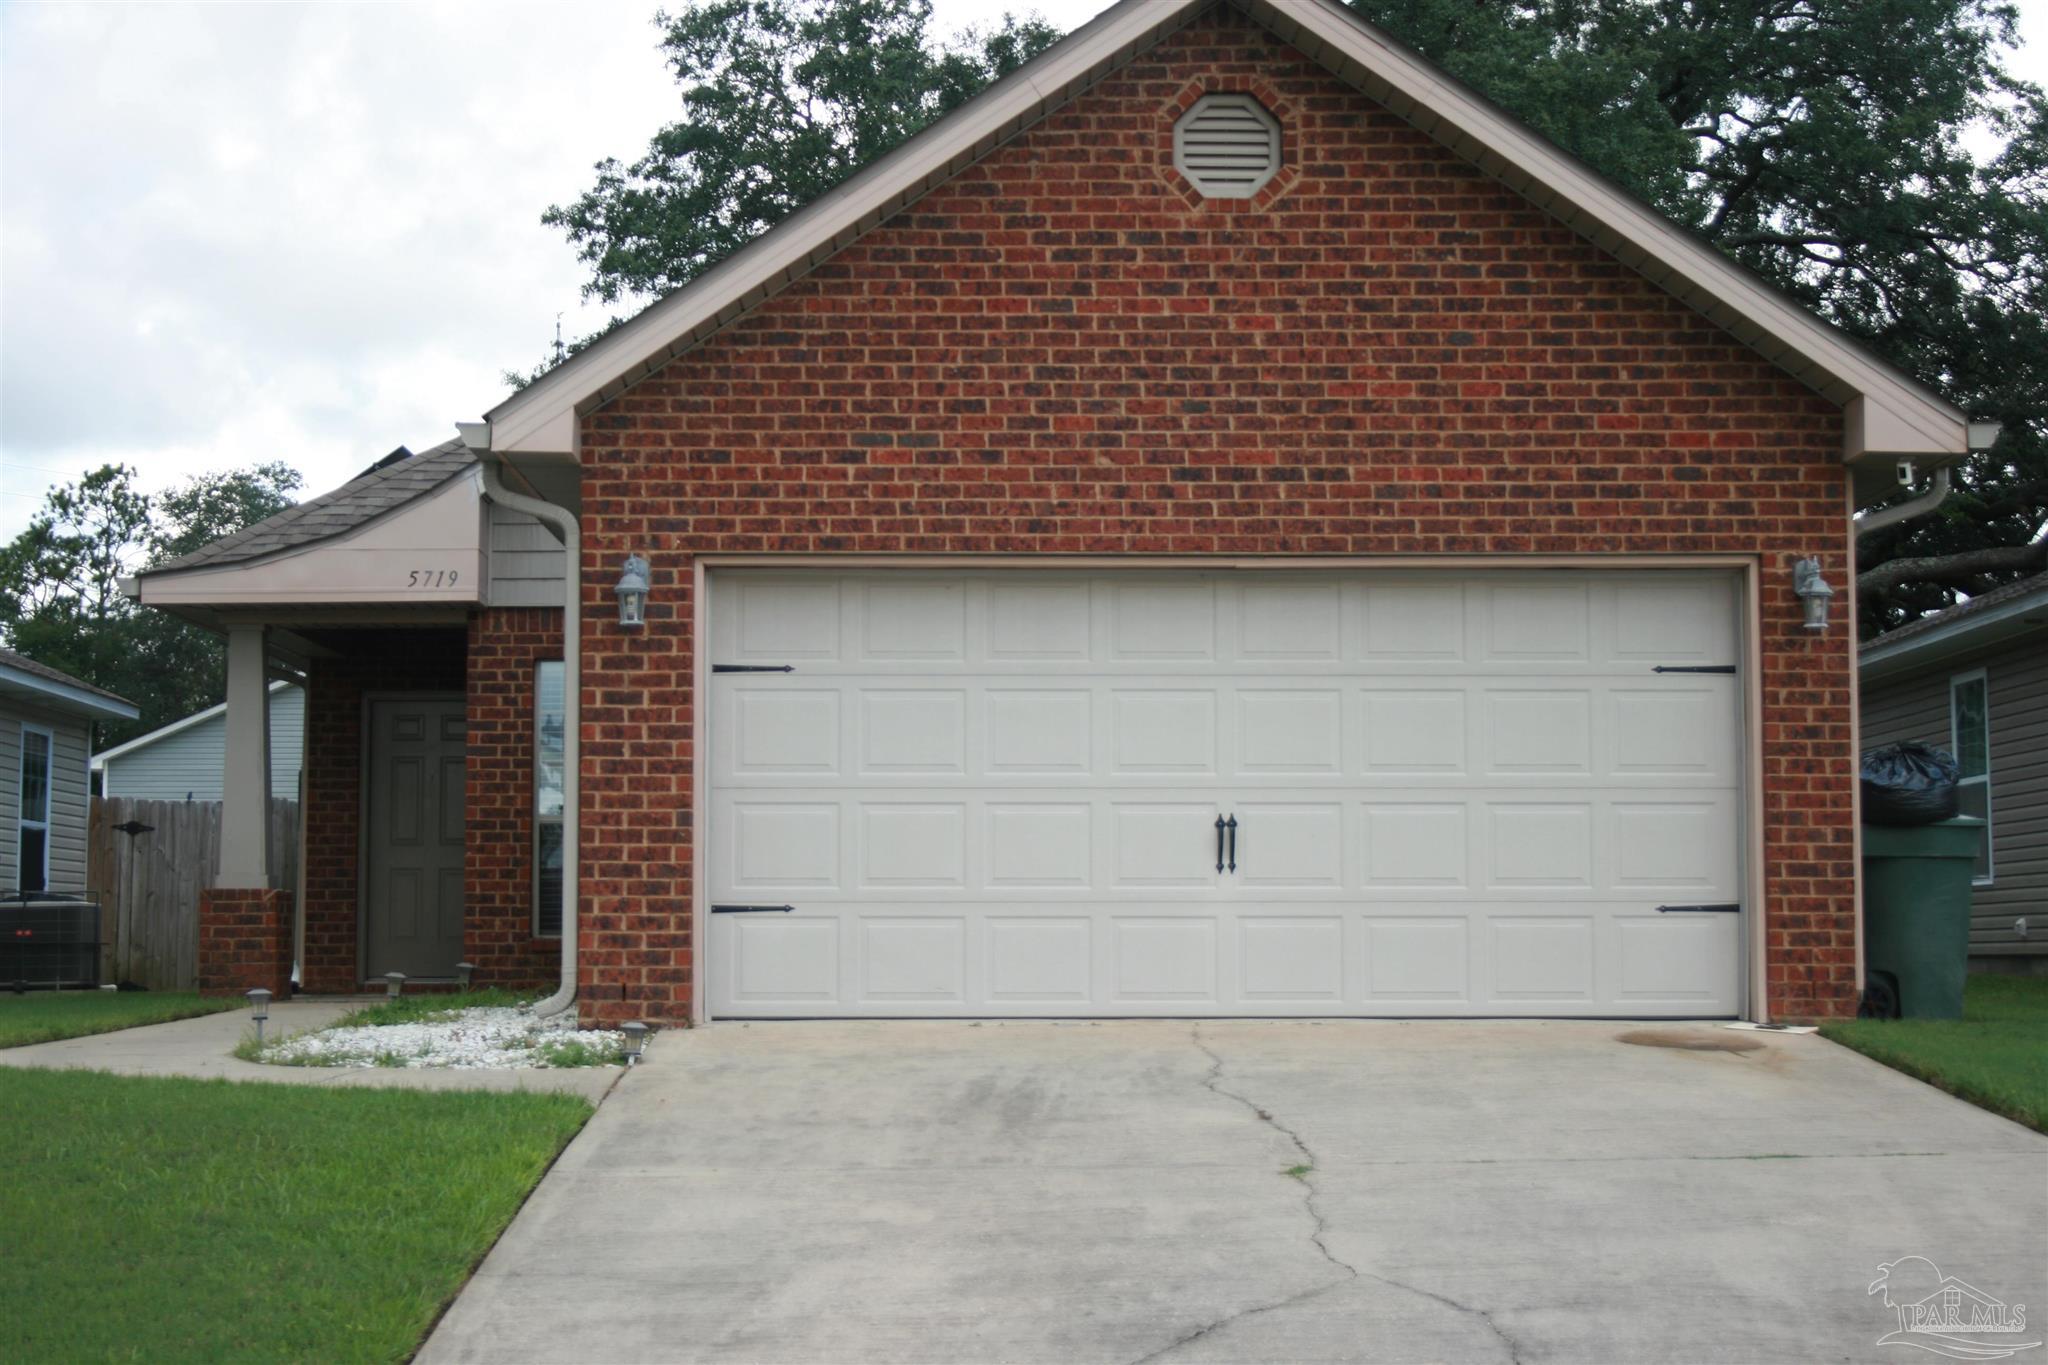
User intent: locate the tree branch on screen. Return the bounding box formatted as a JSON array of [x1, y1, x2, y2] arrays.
[[1857, 542, 2048, 594]]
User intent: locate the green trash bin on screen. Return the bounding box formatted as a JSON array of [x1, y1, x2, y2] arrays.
[[1861, 817, 1983, 1019]]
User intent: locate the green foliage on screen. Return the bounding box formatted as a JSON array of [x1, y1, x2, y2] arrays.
[[0, 990, 239, 1049], [537, 0, 1060, 307], [1356, 0, 2048, 633], [1821, 973, 2048, 1132], [0, 1069, 590, 1363], [0, 462, 300, 745]]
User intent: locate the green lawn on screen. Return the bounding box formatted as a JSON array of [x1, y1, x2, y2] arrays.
[[0, 990, 239, 1048], [1821, 973, 2048, 1133], [0, 1069, 590, 1364]]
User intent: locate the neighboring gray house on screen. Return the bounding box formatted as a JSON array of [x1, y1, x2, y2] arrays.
[[1861, 572, 2048, 975], [93, 682, 304, 802], [0, 649, 139, 895]]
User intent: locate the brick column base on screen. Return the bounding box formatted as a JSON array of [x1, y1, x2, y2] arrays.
[[198, 888, 293, 997]]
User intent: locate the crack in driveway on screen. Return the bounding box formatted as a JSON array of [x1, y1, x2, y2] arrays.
[[1128, 1027, 1524, 1365]]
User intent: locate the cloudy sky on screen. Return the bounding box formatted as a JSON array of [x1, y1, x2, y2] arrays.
[[3, 0, 2044, 539]]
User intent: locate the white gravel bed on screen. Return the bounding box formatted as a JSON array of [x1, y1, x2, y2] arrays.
[[255, 1005, 625, 1069]]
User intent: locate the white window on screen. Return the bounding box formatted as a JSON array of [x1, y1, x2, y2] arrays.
[[17, 725, 52, 894], [535, 661, 565, 936], [1949, 669, 1993, 884]]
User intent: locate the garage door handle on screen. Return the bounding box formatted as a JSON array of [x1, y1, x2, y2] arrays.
[[1656, 903, 1741, 913], [710, 904, 794, 913], [1214, 816, 1226, 874], [1226, 814, 1237, 873]]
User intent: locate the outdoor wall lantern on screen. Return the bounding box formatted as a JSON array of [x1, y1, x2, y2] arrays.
[[615, 554, 651, 629], [455, 961, 475, 990], [1792, 557, 1835, 632], [385, 971, 407, 1000], [246, 987, 271, 1045], [622, 1021, 649, 1066]]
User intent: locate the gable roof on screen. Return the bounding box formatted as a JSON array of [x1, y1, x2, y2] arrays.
[[1860, 571, 2048, 682], [90, 680, 295, 770], [480, 0, 1968, 467], [0, 649, 140, 722], [142, 441, 476, 579]]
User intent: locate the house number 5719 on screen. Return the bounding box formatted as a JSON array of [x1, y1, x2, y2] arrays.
[[407, 569, 459, 588]]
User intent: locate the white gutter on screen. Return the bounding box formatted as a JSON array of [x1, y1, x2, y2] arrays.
[[476, 455, 580, 1019], [1855, 466, 1952, 540]]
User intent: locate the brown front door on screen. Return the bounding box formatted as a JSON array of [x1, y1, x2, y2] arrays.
[[364, 696, 465, 979]]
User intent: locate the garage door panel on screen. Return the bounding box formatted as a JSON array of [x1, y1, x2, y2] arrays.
[[1487, 916, 1597, 1003], [985, 916, 1093, 1003], [858, 690, 967, 775], [986, 689, 1092, 773], [857, 917, 968, 1005], [1239, 917, 1345, 1002], [1112, 803, 1223, 889], [1233, 803, 1344, 888], [709, 570, 1745, 1019], [1612, 913, 1740, 1005], [1238, 581, 1343, 661], [1111, 690, 1217, 774], [859, 804, 968, 890], [1359, 915, 1471, 1004], [858, 580, 966, 661], [1361, 582, 1466, 660], [984, 803, 1093, 890], [719, 801, 843, 894], [1111, 917, 1218, 1003]]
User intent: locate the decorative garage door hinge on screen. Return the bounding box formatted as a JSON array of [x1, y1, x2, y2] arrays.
[[1656, 903, 1742, 913], [1651, 665, 1737, 674], [712, 664, 794, 673], [710, 904, 794, 913]]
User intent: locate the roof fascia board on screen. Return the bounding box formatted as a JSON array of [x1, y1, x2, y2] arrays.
[[1859, 586, 2048, 681], [485, 0, 1965, 464], [484, 0, 1208, 454], [0, 666, 141, 722], [90, 680, 292, 768]]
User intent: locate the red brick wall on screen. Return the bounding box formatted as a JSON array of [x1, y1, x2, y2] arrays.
[[198, 887, 292, 998], [465, 607, 565, 988], [574, 16, 1859, 1024], [301, 631, 466, 992]]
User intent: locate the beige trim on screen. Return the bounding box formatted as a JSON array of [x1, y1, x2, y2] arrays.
[[694, 553, 1767, 1023], [1742, 560, 1769, 1023], [484, 0, 1964, 466]]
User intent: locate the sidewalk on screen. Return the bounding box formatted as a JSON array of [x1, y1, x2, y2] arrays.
[[0, 999, 619, 1101]]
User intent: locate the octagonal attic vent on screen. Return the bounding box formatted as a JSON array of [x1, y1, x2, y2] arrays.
[[1173, 93, 1281, 198]]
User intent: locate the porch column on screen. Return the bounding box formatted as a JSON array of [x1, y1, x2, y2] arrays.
[[219, 624, 271, 887]]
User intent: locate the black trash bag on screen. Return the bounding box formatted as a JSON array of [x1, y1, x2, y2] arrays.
[[1860, 742, 1961, 827]]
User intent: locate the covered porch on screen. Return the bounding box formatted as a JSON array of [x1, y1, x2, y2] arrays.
[[127, 445, 567, 997]]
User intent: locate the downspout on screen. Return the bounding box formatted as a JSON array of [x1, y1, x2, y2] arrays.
[[477, 456, 580, 1019]]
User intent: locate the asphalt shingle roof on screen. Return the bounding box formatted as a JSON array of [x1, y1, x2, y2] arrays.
[[144, 440, 476, 576], [1870, 570, 2048, 649], [0, 648, 135, 706]]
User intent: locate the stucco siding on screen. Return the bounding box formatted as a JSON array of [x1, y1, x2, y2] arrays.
[[99, 685, 304, 802], [484, 504, 565, 608], [3, 701, 92, 896], [1861, 635, 2048, 959]]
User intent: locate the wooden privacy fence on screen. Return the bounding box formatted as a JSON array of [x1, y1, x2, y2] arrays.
[[86, 796, 299, 991]]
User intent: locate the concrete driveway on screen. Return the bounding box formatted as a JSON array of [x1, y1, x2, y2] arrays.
[[423, 1021, 2048, 1364]]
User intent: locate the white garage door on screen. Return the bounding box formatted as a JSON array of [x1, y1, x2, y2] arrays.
[[706, 570, 1745, 1018]]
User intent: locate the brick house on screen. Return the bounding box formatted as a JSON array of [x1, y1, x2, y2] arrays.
[[136, 0, 1978, 1025]]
